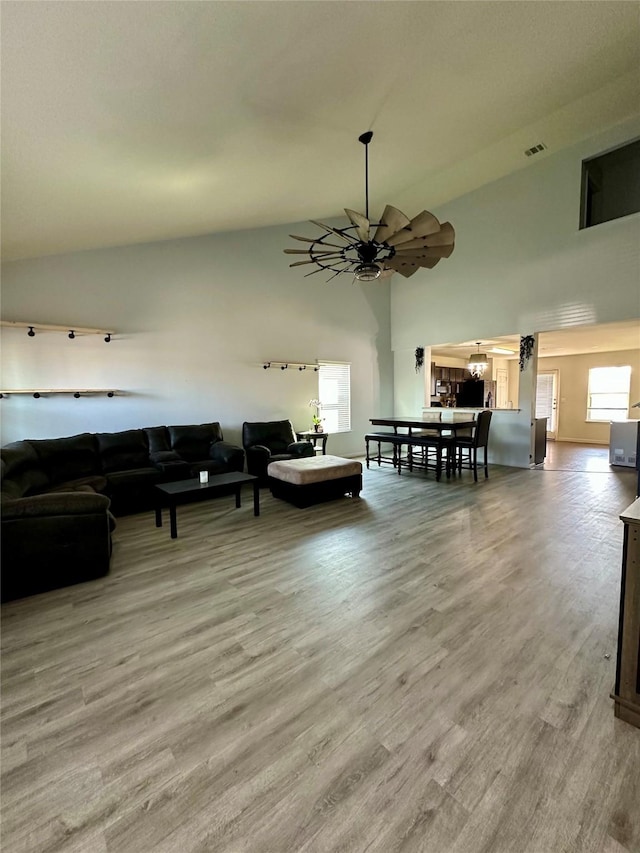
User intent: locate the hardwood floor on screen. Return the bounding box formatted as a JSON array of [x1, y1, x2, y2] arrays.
[[2, 461, 639, 852], [541, 441, 615, 473]]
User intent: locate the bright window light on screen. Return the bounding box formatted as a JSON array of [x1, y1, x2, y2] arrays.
[[318, 363, 351, 433], [586, 365, 631, 422]]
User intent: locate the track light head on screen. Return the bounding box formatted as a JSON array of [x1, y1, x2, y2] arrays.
[[27, 326, 35, 337], [68, 330, 75, 339]]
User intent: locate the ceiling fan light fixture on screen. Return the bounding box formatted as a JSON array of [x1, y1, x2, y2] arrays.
[[354, 262, 381, 281]]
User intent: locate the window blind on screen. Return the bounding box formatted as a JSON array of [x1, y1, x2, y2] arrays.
[[318, 362, 351, 433]]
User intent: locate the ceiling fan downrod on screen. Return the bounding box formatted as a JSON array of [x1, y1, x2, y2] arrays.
[[359, 130, 373, 221]]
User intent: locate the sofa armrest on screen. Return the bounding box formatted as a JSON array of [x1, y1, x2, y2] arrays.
[[246, 444, 270, 458], [287, 441, 315, 458], [210, 441, 245, 470], [1, 492, 110, 519]]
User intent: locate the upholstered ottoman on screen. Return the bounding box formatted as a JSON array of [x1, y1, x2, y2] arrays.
[[267, 455, 362, 508]]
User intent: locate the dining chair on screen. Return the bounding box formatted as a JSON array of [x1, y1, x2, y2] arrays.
[[456, 410, 492, 481]]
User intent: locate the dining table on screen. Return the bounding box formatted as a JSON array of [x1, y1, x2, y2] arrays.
[[369, 414, 477, 479]]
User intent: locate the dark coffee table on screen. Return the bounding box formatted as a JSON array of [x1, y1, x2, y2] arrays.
[[155, 472, 259, 539]]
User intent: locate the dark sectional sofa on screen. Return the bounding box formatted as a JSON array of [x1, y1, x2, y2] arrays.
[[1, 423, 244, 601]]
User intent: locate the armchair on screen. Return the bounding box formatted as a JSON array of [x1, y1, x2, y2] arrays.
[[242, 420, 315, 484]]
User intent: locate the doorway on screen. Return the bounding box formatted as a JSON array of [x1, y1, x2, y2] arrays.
[[536, 370, 559, 440]]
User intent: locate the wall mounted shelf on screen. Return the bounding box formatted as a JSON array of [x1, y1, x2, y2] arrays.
[[0, 389, 121, 399], [1, 320, 115, 341]]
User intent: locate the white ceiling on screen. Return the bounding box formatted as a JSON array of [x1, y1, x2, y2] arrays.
[[2, 1, 639, 262], [431, 319, 640, 361]]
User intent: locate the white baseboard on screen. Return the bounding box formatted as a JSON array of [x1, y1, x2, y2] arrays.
[[555, 437, 608, 446]]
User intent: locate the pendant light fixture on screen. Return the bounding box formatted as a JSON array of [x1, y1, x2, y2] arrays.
[[468, 342, 489, 378]]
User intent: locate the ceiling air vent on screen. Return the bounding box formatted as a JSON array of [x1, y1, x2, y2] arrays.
[[524, 143, 547, 158]]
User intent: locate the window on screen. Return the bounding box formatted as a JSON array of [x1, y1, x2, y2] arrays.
[[536, 371, 557, 435], [318, 362, 351, 433], [587, 366, 631, 422], [580, 139, 640, 229]]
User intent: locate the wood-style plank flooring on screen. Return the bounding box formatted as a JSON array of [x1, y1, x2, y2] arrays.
[[542, 441, 616, 473], [2, 457, 639, 852]]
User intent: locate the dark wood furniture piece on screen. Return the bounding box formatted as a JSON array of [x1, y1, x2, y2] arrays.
[[534, 417, 547, 464], [296, 430, 329, 454], [364, 433, 404, 468], [456, 409, 493, 481], [369, 416, 477, 482], [267, 456, 362, 508], [611, 498, 640, 729], [155, 472, 259, 539]]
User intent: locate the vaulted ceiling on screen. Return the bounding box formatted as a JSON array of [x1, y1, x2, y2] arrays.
[[2, 1, 639, 261]]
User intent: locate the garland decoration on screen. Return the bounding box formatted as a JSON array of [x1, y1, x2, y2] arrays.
[[519, 335, 535, 372]]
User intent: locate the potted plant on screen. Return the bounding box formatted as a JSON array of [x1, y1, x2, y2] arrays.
[[308, 399, 324, 432]]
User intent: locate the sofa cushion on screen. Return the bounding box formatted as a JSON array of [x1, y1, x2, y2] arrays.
[[144, 426, 171, 455], [105, 468, 161, 488], [268, 455, 362, 485], [96, 430, 151, 473], [1, 442, 51, 498], [29, 434, 100, 487], [41, 475, 109, 495], [168, 423, 223, 462]]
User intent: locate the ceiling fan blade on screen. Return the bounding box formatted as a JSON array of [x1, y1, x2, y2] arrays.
[[385, 210, 441, 247], [289, 235, 348, 250], [373, 206, 411, 244], [344, 209, 370, 242], [417, 256, 441, 269], [396, 222, 455, 251], [394, 244, 454, 259], [310, 220, 359, 245], [384, 257, 421, 278], [284, 248, 345, 255], [289, 255, 345, 267], [422, 222, 455, 247]]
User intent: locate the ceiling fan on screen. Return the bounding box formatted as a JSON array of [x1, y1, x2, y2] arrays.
[[284, 131, 455, 282]]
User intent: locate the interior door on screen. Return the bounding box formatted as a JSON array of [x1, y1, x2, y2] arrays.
[[495, 368, 508, 409], [536, 371, 558, 439]]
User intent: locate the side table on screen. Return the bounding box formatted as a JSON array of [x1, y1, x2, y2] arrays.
[[296, 430, 329, 455]]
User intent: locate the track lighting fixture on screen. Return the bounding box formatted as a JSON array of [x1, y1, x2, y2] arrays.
[[27, 326, 35, 337], [104, 334, 111, 343], [68, 330, 75, 339], [262, 361, 320, 372]]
